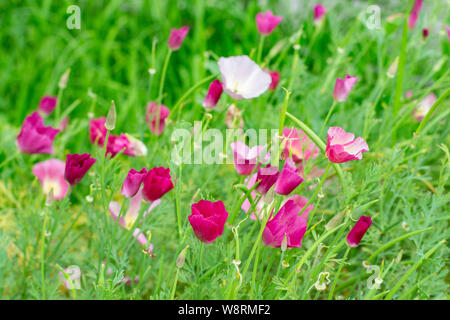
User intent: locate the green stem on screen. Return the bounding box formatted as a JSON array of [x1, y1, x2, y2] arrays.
[[256, 35, 265, 64], [393, 19, 408, 116], [170, 269, 179, 300], [278, 89, 291, 138], [415, 88, 450, 136], [155, 49, 172, 133], [175, 164, 183, 237], [320, 101, 337, 136], [328, 246, 351, 299], [40, 212, 48, 300]]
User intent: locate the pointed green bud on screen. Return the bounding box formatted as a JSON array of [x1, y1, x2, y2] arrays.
[[176, 245, 189, 268], [325, 210, 346, 230], [105, 100, 116, 131], [58, 69, 71, 89]]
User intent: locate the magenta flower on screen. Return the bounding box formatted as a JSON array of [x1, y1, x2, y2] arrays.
[[281, 127, 319, 164], [333, 74, 358, 102], [262, 196, 312, 248], [89, 117, 107, 145], [256, 164, 279, 195], [106, 133, 135, 158], [188, 200, 229, 243], [313, 4, 327, 24], [347, 216, 372, 247], [445, 25, 450, 41], [168, 26, 189, 51], [274, 158, 304, 195], [241, 173, 265, 220], [422, 28, 429, 39], [268, 70, 280, 91], [122, 168, 148, 198], [142, 167, 174, 202], [412, 93, 437, 121], [38, 95, 58, 116], [16, 112, 59, 154], [230, 141, 267, 176], [32, 159, 69, 200], [203, 80, 223, 109], [146, 102, 170, 136], [325, 127, 369, 163], [255, 10, 283, 35], [64, 153, 96, 186], [408, 0, 423, 29]]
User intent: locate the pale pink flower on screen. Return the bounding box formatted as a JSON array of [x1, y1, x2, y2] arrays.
[[412, 93, 437, 121], [333, 74, 358, 102], [281, 128, 319, 164], [168, 26, 189, 51], [325, 127, 369, 163], [32, 159, 69, 200], [230, 141, 267, 175]]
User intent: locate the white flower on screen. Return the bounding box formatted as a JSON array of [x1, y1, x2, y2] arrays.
[[218, 55, 271, 100]]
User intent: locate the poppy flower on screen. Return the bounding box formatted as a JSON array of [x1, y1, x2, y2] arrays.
[[16, 112, 59, 154], [203, 80, 223, 109], [230, 141, 267, 175], [325, 127, 369, 163], [255, 10, 283, 35], [146, 102, 170, 136], [188, 200, 229, 243], [142, 167, 174, 202], [38, 95, 58, 116], [333, 74, 358, 102], [32, 159, 69, 200], [168, 26, 189, 51], [347, 216, 372, 247], [64, 153, 96, 186]]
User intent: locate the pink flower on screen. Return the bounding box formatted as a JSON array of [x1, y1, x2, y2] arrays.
[[333, 74, 358, 102], [241, 173, 265, 220], [274, 158, 304, 195], [203, 80, 223, 109], [32, 159, 69, 200], [64, 153, 96, 186], [347, 216, 372, 247], [262, 196, 312, 248], [412, 93, 437, 121], [325, 127, 369, 163], [256, 164, 279, 195], [188, 200, 229, 243], [445, 25, 450, 41], [146, 102, 170, 136], [109, 189, 159, 252], [106, 133, 135, 158], [122, 168, 148, 198], [142, 167, 174, 202], [230, 141, 267, 176], [313, 4, 327, 24], [408, 0, 423, 29], [422, 28, 429, 39], [255, 10, 283, 35], [38, 95, 58, 116], [168, 26, 189, 51], [281, 127, 319, 164], [89, 117, 107, 145], [16, 112, 59, 154], [59, 117, 69, 131], [59, 265, 81, 290], [405, 90, 413, 99], [268, 70, 280, 90]]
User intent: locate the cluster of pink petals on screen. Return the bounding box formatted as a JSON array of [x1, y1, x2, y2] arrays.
[[313, 4, 327, 24], [255, 164, 279, 195], [347, 216, 372, 247], [333, 74, 358, 102], [188, 200, 229, 243], [262, 195, 313, 248], [408, 0, 423, 29], [122, 168, 148, 198], [230, 141, 267, 176], [281, 127, 319, 163], [203, 80, 223, 109], [267, 70, 280, 91], [32, 159, 69, 200], [168, 26, 189, 51], [274, 158, 304, 195], [64, 153, 96, 186], [146, 102, 170, 136], [325, 127, 369, 163], [38, 95, 58, 116], [16, 112, 59, 154], [142, 167, 174, 202], [412, 93, 437, 121], [255, 10, 283, 35]]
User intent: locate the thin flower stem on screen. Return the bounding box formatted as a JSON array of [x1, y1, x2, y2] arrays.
[[54, 87, 64, 125], [415, 88, 450, 136], [40, 211, 48, 300], [155, 49, 172, 134], [328, 246, 351, 299], [278, 89, 291, 138], [392, 19, 408, 116], [175, 164, 183, 237], [320, 100, 337, 136], [256, 35, 265, 64], [169, 268, 179, 300]]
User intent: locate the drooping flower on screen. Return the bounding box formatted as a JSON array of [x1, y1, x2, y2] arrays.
[[422, 28, 429, 39], [32, 159, 69, 200], [274, 158, 304, 195], [333, 74, 358, 102], [347, 216, 372, 247], [313, 4, 327, 24], [203, 80, 223, 109], [168, 26, 189, 51], [59, 265, 81, 290], [64, 153, 96, 186], [109, 189, 159, 252], [267, 70, 280, 91], [256, 164, 279, 195], [188, 200, 229, 243], [16, 112, 59, 154], [142, 167, 174, 202], [262, 197, 311, 248], [122, 168, 148, 198], [408, 0, 423, 30], [325, 127, 369, 163], [218, 55, 271, 100], [281, 127, 319, 163], [89, 117, 107, 145], [412, 93, 437, 121], [38, 95, 58, 116], [230, 141, 266, 176], [146, 102, 170, 136], [255, 10, 283, 35], [241, 173, 265, 220]]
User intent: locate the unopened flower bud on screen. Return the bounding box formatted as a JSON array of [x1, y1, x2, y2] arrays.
[[105, 100, 116, 131], [176, 245, 189, 268], [58, 69, 71, 89], [281, 233, 288, 252], [387, 56, 399, 78], [325, 210, 346, 230]]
